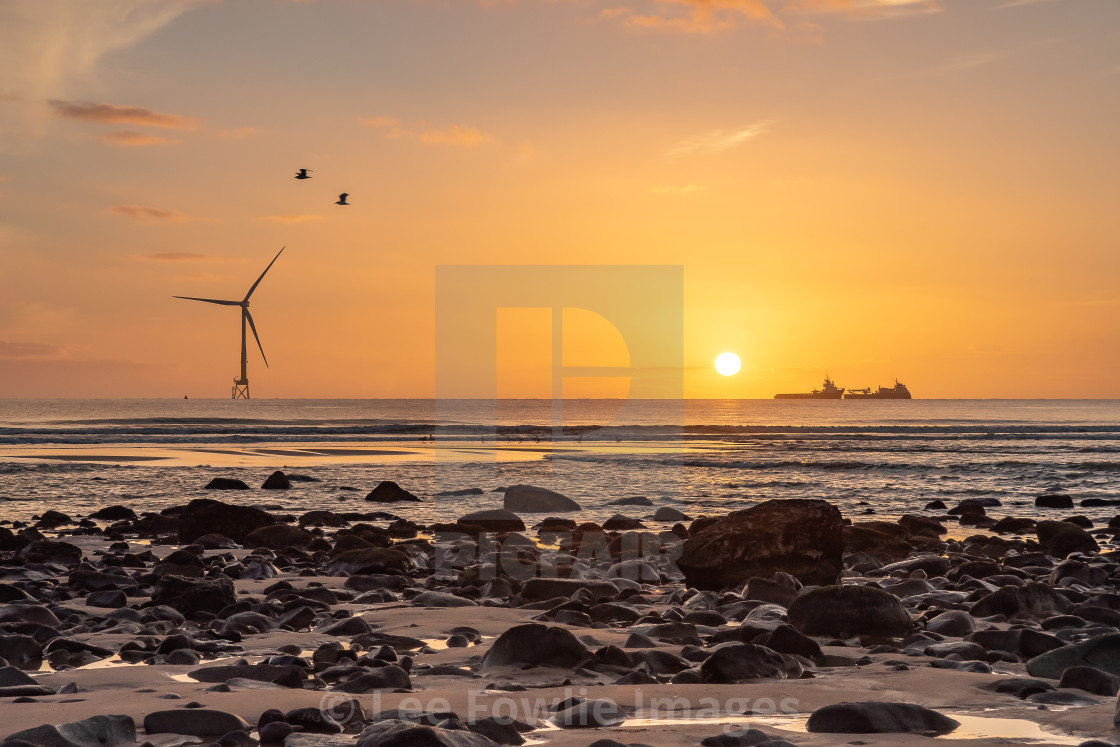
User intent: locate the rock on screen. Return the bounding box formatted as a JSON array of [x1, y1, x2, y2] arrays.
[[151, 575, 236, 617], [178, 499, 276, 543], [700, 643, 800, 682], [0, 635, 43, 668], [245, 524, 313, 550], [357, 720, 497, 747], [188, 664, 306, 687], [258, 722, 293, 744], [205, 478, 250, 490], [678, 499, 844, 590], [898, 514, 946, 537], [335, 665, 412, 692], [89, 505, 137, 521], [262, 471, 291, 490], [1037, 494, 1074, 509], [925, 610, 975, 637], [365, 481, 421, 503], [991, 517, 1037, 534], [144, 710, 251, 738], [1028, 633, 1120, 679], [1058, 665, 1120, 696], [842, 523, 913, 561], [86, 590, 127, 609], [652, 507, 689, 522], [6, 715, 136, 747], [456, 510, 526, 533], [480, 624, 591, 670], [744, 573, 801, 607], [602, 514, 644, 530], [788, 585, 913, 638], [519, 578, 619, 602], [806, 702, 959, 735], [20, 541, 83, 565], [700, 729, 776, 747], [970, 582, 1071, 620], [552, 700, 627, 728], [465, 718, 524, 745], [35, 510, 72, 528], [326, 547, 414, 576], [981, 678, 1056, 699], [503, 485, 580, 513], [1036, 521, 1099, 558]]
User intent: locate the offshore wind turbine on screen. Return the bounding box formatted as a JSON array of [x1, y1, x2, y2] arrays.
[[175, 247, 284, 399]]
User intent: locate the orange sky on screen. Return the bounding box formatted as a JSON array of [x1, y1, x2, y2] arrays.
[[1, 0, 1118, 398]]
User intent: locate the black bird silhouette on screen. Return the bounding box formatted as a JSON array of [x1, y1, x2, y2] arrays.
[[294, 168, 312, 180], [336, 193, 349, 206]]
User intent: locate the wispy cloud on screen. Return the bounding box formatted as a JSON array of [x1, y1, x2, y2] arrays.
[[108, 205, 215, 224], [670, 121, 772, 156], [998, 0, 1062, 8], [784, 0, 943, 19], [593, 0, 941, 33], [96, 130, 183, 147], [362, 117, 496, 147], [260, 214, 323, 223], [0, 340, 60, 358], [50, 100, 198, 129]]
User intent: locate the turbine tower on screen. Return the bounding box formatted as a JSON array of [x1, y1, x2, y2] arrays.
[[175, 247, 284, 399]]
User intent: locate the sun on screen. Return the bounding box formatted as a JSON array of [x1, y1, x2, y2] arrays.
[[714, 352, 741, 376]]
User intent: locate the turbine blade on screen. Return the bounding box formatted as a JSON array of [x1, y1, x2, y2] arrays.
[[173, 296, 241, 306], [243, 246, 285, 302], [245, 308, 268, 368]]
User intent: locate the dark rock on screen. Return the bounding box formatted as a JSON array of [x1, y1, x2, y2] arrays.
[[503, 485, 580, 513], [981, 678, 1056, 699], [357, 721, 497, 747], [188, 664, 306, 687], [205, 478, 250, 490], [456, 510, 526, 533], [925, 610, 974, 637], [789, 585, 912, 638], [6, 715, 135, 747], [552, 700, 626, 728], [151, 575, 236, 617], [519, 579, 618, 602], [466, 718, 524, 745], [244, 524, 313, 550], [366, 481, 421, 503], [143, 710, 251, 738], [1036, 521, 1099, 558], [699, 643, 799, 682], [1059, 665, 1120, 696], [335, 665, 412, 693], [326, 547, 414, 576], [0, 635, 43, 668], [178, 499, 276, 543], [480, 624, 590, 670], [806, 702, 959, 735], [970, 582, 1071, 620], [85, 590, 127, 609], [262, 471, 291, 490], [1037, 494, 1074, 509], [90, 506, 137, 521], [1027, 633, 1120, 679], [700, 729, 775, 747], [652, 507, 689, 522], [678, 499, 844, 590]]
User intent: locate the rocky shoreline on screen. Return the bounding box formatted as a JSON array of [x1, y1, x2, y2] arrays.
[[1, 475, 1118, 746]]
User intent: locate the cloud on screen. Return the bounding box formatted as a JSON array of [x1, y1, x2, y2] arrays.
[[96, 130, 182, 147], [0, 340, 60, 358], [591, 0, 941, 33], [130, 252, 217, 262], [259, 214, 323, 223], [363, 116, 496, 147], [108, 205, 214, 224], [782, 0, 943, 18], [669, 121, 771, 156], [49, 100, 198, 129]]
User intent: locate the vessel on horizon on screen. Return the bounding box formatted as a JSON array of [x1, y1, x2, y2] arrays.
[[774, 376, 845, 400], [844, 379, 912, 399]]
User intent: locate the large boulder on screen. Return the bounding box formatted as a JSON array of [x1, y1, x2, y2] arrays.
[[699, 643, 800, 682], [334, 665, 412, 693], [1027, 633, 1120, 679], [366, 481, 421, 502], [357, 721, 498, 747], [262, 471, 291, 490], [969, 582, 1071, 620], [842, 522, 913, 561], [151, 575, 236, 617], [188, 663, 305, 687], [6, 715, 136, 747], [1036, 520, 1099, 558], [177, 499, 276, 543], [502, 485, 580, 513], [456, 510, 526, 533], [0, 635, 43, 668], [204, 477, 250, 490], [806, 702, 959, 735], [480, 624, 591, 670], [519, 578, 619, 602], [788, 585, 912, 638], [677, 499, 844, 590], [245, 523, 313, 550], [326, 547, 415, 576], [143, 710, 250, 738]]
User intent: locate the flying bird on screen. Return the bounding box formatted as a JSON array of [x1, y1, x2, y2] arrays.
[[294, 169, 312, 180], [336, 193, 349, 206]]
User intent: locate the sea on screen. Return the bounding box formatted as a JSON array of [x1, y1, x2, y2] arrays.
[[1, 399, 1119, 541]]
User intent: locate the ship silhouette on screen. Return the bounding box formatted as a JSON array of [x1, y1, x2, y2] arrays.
[[774, 376, 845, 399]]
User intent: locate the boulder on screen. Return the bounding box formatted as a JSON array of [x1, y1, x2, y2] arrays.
[[969, 582, 1071, 620], [1036, 521, 1099, 558], [652, 506, 689, 522], [480, 624, 591, 670], [19, 541, 83, 566], [6, 715, 135, 747], [699, 643, 800, 682], [552, 700, 627, 728], [326, 547, 414, 576], [357, 721, 497, 747], [519, 578, 619, 602], [188, 664, 306, 687], [842, 523, 913, 561], [178, 499, 276, 543], [143, 710, 250, 738], [677, 499, 844, 590], [335, 665, 412, 692], [245, 523, 313, 550], [151, 575, 236, 617], [0, 635, 43, 668], [456, 510, 526, 533], [806, 702, 959, 735], [1058, 665, 1120, 696], [366, 481, 421, 502], [89, 505, 137, 521], [204, 478, 250, 490], [503, 485, 580, 513], [1027, 633, 1120, 679], [788, 585, 912, 638], [262, 471, 291, 490], [1036, 494, 1074, 509]]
